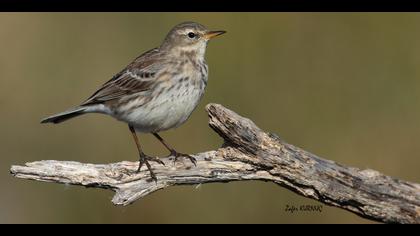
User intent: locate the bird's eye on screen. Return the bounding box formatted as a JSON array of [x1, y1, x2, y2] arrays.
[[187, 32, 196, 38]]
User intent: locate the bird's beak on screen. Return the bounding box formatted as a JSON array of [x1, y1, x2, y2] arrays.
[[204, 30, 226, 40]]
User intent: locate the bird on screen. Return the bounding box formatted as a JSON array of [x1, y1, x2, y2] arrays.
[[41, 22, 226, 181]]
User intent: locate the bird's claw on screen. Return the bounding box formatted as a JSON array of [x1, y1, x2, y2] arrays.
[[137, 154, 165, 182], [169, 151, 197, 166]]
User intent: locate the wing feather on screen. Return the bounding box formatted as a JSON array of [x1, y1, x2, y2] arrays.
[[81, 48, 165, 106]]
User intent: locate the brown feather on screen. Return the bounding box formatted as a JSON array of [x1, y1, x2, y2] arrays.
[[81, 48, 164, 106]]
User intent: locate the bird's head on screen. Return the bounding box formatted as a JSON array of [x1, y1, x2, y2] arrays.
[[161, 22, 226, 58]]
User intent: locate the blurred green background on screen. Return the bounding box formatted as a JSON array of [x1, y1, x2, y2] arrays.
[[1, 13, 420, 223]]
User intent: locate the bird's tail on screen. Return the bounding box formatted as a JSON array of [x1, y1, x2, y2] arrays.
[[40, 106, 88, 124]]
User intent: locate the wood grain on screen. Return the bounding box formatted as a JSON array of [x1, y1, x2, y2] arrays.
[[10, 103, 420, 223]]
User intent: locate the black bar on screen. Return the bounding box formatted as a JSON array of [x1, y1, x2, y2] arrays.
[[0, 0, 419, 12]]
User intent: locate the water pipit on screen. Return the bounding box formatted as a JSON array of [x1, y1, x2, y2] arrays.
[[41, 22, 226, 181]]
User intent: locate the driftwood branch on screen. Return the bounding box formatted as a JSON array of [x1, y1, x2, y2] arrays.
[[10, 103, 420, 223]]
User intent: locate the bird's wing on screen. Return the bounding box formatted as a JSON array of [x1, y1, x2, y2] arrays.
[[81, 48, 166, 106]]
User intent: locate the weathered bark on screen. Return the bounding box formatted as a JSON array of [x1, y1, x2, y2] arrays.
[[10, 103, 420, 223]]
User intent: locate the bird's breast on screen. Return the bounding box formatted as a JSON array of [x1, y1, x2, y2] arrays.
[[119, 69, 208, 133]]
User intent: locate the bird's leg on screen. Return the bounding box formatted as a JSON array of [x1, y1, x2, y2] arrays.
[[129, 125, 165, 181], [152, 133, 197, 166]]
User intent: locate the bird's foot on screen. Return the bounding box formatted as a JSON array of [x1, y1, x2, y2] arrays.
[[168, 150, 197, 166], [137, 153, 165, 182]]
